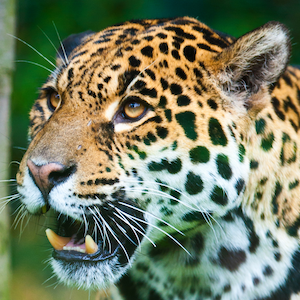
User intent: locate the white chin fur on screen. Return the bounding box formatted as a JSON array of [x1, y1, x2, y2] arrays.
[[50, 257, 126, 290]]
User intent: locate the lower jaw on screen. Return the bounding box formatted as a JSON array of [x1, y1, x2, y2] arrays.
[[50, 255, 127, 290]]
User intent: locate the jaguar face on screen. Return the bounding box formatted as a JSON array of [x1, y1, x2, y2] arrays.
[[16, 17, 290, 291]]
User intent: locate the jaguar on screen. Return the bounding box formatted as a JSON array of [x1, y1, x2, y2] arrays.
[[16, 17, 300, 300]]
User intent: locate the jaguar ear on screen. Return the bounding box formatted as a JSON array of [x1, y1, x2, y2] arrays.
[[56, 31, 95, 66], [210, 22, 290, 109]]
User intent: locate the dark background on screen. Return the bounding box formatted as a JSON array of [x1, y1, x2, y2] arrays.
[[9, 0, 300, 299]]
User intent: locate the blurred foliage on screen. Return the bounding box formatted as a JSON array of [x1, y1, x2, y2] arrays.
[[9, 0, 300, 298]]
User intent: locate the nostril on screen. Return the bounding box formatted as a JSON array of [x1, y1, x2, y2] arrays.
[[48, 165, 77, 186]]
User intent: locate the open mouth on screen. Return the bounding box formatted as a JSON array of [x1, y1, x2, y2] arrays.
[[45, 202, 147, 264]]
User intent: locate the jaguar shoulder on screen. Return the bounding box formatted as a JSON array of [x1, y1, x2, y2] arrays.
[[16, 17, 300, 300]]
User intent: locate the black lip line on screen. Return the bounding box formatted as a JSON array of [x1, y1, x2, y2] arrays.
[[53, 244, 121, 263]]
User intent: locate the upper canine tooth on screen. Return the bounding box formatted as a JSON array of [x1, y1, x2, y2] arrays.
[[45, 229, 71, 250], [85, 235, 98, 254]]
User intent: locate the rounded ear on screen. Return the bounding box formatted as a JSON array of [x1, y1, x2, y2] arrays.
[[56, 31, 95, 66], [209, 22, 290, 104]]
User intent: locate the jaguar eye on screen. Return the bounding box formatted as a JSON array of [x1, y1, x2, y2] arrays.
[[123, 99, 146, 120], [47, 91, 61, 112]]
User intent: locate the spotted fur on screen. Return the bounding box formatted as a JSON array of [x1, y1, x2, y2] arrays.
[[16, 17, 300, 300]]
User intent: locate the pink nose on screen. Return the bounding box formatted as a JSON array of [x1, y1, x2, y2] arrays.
[[27, 159, 75, 196]]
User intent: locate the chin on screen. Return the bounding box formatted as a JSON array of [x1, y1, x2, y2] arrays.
[[50, 257, 126, 290]]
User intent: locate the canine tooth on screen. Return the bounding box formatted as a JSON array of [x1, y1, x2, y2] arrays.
[[85, 235, 98, 254], [45, 229, 71, 250]]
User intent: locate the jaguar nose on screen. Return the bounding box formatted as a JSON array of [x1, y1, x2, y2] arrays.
[[27, 159, 76, 197]]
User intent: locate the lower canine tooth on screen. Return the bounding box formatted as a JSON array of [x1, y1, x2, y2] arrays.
[[46, 229, 71, 250], [85, 235, 98, 254]]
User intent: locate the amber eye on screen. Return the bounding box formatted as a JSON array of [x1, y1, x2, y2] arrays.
[[123, 99, 146, 120], [47, 91, 61, 112]]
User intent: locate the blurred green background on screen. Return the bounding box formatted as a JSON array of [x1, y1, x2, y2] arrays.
[[9, 0, 300, 299]]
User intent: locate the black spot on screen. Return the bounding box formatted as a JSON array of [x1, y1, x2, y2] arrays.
[[274, 251, 281, 261], [177, 95, 191, 106], [157, 33, 167, 39], [104, 76, 111, 83], [235, 179, 245, 195], [175, 67, 187, 80], [271, 97, 285, 121], [143, 36, 153, 41], [167, 158, 182, 174], [289, 180, 299, 190], [159, 42, 169, 54], [133, 80, 146, 90], [261, 133, 274, 151], [272, 182, 282, 214], [160, 206, 173, 217], [156, 126, 168, 139], [147, 132, 157, 142], [217, 247, 246, 271], [216, 154, 232, 180], [169, 190, 181, 204], [211, 186, 228, 205], [255, 118, 266, 135], [170, 83, 182, 95], [193, 26, 230, 49], [191, 233, 204, 254], [165, 26, 196, 40], [207, 99, 218, 110], [208, 118, 228, 146], [197, 43, 218, 52], [182, 211, 207, 223], [129, 55, 141, 67], [185, 172, 204, 195], [250, 160, 259, 169], [141, 46, 153, 58], [88, 90, 96, 98], [193, 68, 203, 78], [175, 111, 198, 140], [183, 45, 196, 62], [263, 265, 274, 276], [68, 68, 74, 80], [111, 64, 121, 71], [160, 78, 168, 90], [248, 228, 260, 253], [165, 109, 172, 122], [253, 277, 260, 286], [282, 73, 293, 87], [287, 217, 300, 237], [239, 144, 246, 162], [223, 284, 231, 292], [158, 95, 167, 108], [189, 146, 210, 164], [171, 49, 180, 60], [140, 88, 157, 98], [148, 158, 181, 174]]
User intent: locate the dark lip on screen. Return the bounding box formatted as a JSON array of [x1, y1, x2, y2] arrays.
[[52, 244, 120, 263]]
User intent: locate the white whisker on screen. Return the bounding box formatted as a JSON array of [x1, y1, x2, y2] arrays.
[[119, 201, 184, 236], [52, 22, 69, 66], [113, 208, 156, 248], [90, 207, 131, 263], [15, 60, 53, 73], [38, 26, 67, 67], [9, 34, 58, 69], [116, 204, 190, 255]]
